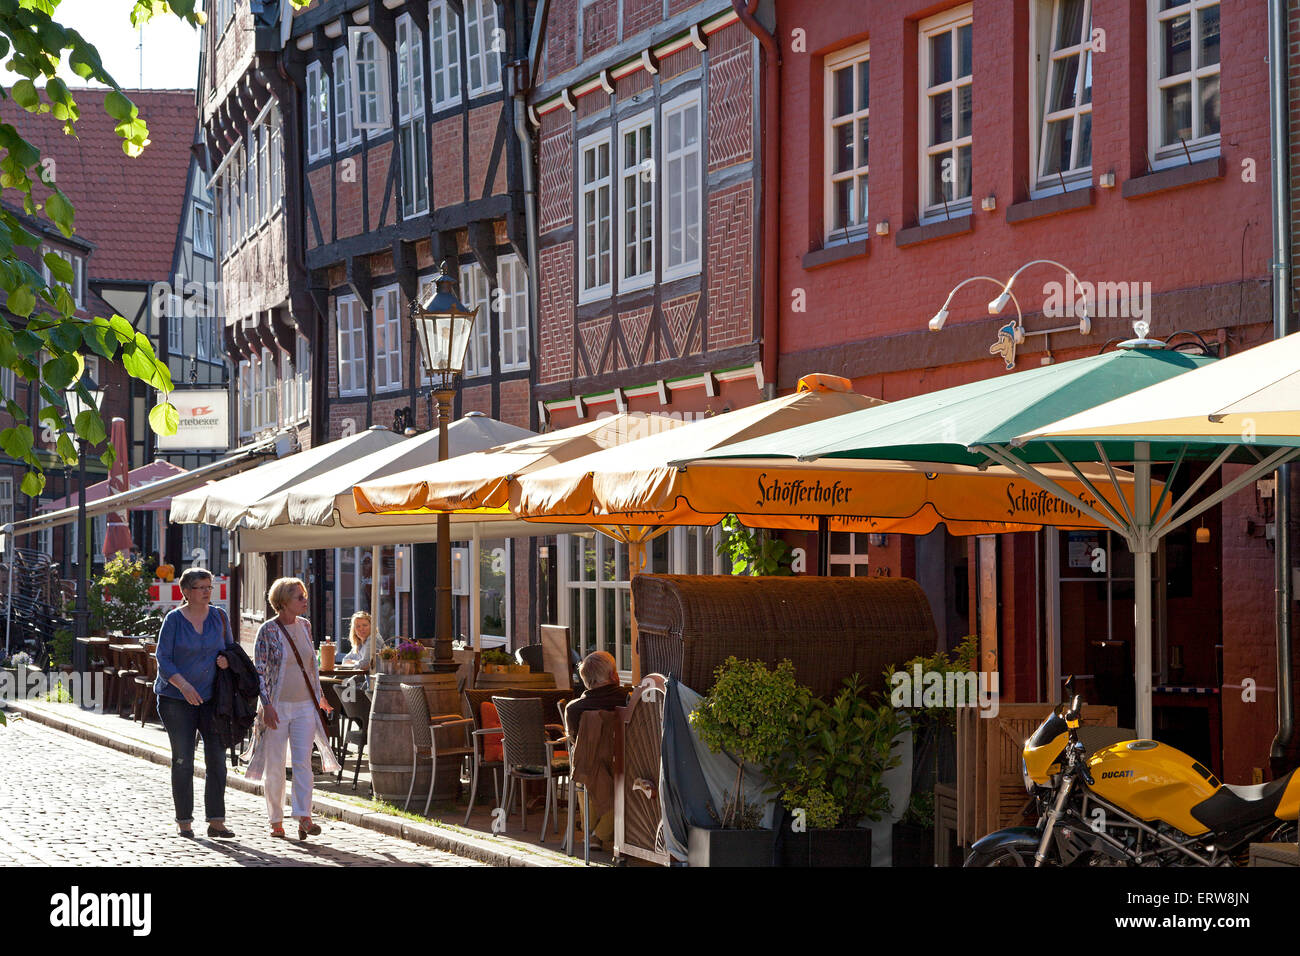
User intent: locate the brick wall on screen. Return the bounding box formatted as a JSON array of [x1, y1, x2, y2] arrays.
[[546, 0, 578, 77], [335, 151, 364, 240], [657, 44, 701, 82], [432, 115, 465, 208], [306, 166, 332, 250], [538, 119, 573, 233], [707, 39, 753, 171], [499, 378, 531, 428], [623, 0, 661, 38], [706, 181, 754, 351], [582, 1, 619, 60], [367, 141, 395, 230], [538, 242, 575, 383], [467, 104, 507, 200], [224, 214, 290, 323], [461, 383, 492, 416]]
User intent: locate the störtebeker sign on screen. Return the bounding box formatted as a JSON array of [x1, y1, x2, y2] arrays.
[[156, 390, 229, 451]]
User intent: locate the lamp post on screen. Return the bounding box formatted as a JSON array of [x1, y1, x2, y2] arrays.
[[65, 373, 104, 661], [410, 261, 478, 670]]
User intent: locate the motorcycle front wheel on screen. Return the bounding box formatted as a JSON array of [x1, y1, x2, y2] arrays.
[[964, 845, 1042, 867]]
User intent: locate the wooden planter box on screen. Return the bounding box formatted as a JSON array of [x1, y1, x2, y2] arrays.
[[687, 826, 874, 867]]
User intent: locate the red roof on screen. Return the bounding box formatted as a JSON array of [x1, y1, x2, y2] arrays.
[[2, 88, 197, 281]]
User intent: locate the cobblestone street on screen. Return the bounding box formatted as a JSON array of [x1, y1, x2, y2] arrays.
[[0, 716, 484, 867]]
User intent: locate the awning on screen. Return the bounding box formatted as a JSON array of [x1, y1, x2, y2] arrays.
[[6, 435, 282, 539], [39, 459, 189, 513]]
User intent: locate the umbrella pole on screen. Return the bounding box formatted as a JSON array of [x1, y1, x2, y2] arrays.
[[471, 527, 481, 652], [4, 527, 11, 656], [1134, 444, 1154, 740], [370, 545, 381, 646], [629, 533, 644, 684]]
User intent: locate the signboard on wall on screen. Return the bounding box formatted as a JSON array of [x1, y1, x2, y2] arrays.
[[156, 390, 229, 451]]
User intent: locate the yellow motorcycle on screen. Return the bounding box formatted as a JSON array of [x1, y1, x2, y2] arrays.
[[966, 681, 1300, 867]]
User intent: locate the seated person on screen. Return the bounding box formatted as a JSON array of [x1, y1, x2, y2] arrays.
[[341, 611, 380, 666], [564, 651, 628, 849]]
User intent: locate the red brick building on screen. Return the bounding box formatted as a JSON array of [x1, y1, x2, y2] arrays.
[[769, 0, 1278, 784]]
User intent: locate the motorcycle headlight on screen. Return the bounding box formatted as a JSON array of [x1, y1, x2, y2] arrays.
[[1022, 757, 1033, 793]]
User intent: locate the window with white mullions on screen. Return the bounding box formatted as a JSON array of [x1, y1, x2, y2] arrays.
[[350, 27, 391, 131], [828, 531, 871, 577], [333, 46, 358, 149], [397, 14, 430, 218], [1034, 0, 1092, 191], [429, 0, 462, 109], [920, 6, 973, 221], [464, 0, 502, 97], [825, 42, 870, 242], [305, 61, 330, 161], [372, 285, 404, 392], [578, 133, 612, 300], [1149, 0, 1219, 165], [458, 262, 493, 377], [336, 294, 367, 397], [496, 254, 529, 372], [618, 110, 654, 289], [663, 92, 702, 280]]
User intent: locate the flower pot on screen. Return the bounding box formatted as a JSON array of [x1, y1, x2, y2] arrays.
[[687, 826, 778, 867], [778, 828, 874, 867], [891, 822, 935, 867]]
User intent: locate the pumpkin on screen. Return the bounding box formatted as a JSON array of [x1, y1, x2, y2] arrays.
[[155, 564, 175, 582]]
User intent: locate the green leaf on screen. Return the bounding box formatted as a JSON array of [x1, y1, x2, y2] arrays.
[[108, 315, 135, 343], [6, 284, 35, 317], [148, 401, 178, 436], [40, 352, 80, 390], [55, 432, 76, 465], [73, 409, 106, 447], [103, 89, 135, 121], [43, 190, 74, 237], [0, 425, 34, 460], [100, 446, 116, 469], [10, 79, 38, 111], [42, 251, 73, 284], [20, 469, 45, 497]]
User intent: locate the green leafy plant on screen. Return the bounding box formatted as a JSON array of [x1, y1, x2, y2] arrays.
[[772, 675, 904, 828], [84, 553, 156, 636], [689, 657, 809, 827], [480, 648, 512, 666], [715, 515, 794, 576], [50, 626, 75, 669]]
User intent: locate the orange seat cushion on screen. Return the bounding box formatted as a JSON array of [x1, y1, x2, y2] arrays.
[[481, 702, 504, 763]]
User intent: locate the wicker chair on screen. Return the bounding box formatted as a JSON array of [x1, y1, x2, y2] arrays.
[[335, 676, 372, 792], [494, 695, 569, 841], [399, 683, 474, 816], [462, 687, 572, 826]]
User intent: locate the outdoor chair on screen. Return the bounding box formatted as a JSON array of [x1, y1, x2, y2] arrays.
[[494, 695, 570, 842], [462, 688, 571, 826], [133, 653, 158, 725], [101, 645, 124, 715], [321, 680, 345, 753], [335, 676, 372, 792], [399, 683, 474, 816]]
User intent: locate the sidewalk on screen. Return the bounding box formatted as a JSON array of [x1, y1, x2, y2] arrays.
[[5, 697, 591, 868]]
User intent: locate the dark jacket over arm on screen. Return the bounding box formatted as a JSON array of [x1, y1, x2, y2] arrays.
[[213, 642, 260, 766]]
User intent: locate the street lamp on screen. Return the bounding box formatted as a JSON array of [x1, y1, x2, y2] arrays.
[[64, 373, 104, 662], [410, 261, 477, 670]]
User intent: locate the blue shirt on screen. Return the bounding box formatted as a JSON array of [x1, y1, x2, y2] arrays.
[[153, 605, 229, 702]]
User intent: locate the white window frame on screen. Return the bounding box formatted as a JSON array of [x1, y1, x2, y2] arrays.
[[372, 284, 404, 393], [1147, 0, 1220, 169], [458, 262, 493, 378], [269, 110, 283, 210], [428, 0, 463, 110], [496, 254, 529, 372], [0, 476, 12, 533], [919, 5, 974, 223], [295, 333, 310, 422], [464, 0, 502, 98], [617, 108, 655, 291], [306, 60, 330, 161], [349, 27, 391, 132], [192, 199, 214, 256], [167, 296, 184, 354], [662, 91, 703, 282], [1030, 0, 1093, 195], [0, 366, 14, 403], [238, 359, 253, 438], [577, 130, 612, 302], [333, 46, 360, 150], [336, 294, 368, 397], [824, 41, 871, 243], [397, 13, 430, 219]]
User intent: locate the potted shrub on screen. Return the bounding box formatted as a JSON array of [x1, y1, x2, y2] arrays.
[[480, 649, 512, 674], [394, 640, 423, 675], [86, 555, 161, 638], [377, 645, 399, 674]]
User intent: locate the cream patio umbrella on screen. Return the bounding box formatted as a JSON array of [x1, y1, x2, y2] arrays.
[[349, 412, 691, 653], [1013, 332, 1300, 740]]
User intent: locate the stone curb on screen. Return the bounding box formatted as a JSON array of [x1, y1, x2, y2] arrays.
[[5, 699, 577, 868]]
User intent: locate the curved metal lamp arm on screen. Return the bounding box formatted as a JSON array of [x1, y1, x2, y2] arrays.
[[930, 275, 1024, 332], [987, 258, 1090, 334]]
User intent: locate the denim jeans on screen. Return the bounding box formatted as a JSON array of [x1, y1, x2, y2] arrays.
[[158, 695, 227, 824]]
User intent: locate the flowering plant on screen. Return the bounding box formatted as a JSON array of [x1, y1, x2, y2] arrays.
[[395, 640, 422, 662], [378, 645, 398, 661], [8, 651, 31, 667]]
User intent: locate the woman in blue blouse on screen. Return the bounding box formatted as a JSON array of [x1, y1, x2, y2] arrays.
[[153, 567, 235, 839]]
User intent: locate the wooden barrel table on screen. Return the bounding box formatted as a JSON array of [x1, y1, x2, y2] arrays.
[[367, 672, 461, 806]]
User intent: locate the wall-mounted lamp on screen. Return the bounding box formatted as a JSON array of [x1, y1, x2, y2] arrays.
[[1196, 520, 1211, 544]]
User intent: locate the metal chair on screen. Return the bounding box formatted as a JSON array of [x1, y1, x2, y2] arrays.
[[399, 683, 474, 816], [494, 695, 569, 842], [335, 676, 372, 792], [461, 690, 506, 826]]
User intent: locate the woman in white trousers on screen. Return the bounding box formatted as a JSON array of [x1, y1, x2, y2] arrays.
[[245, 577, 340, 840]]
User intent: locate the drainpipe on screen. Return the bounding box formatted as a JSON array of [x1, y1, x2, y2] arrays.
[[1268, 0, 1294, 770], [733, 0, 780, 397], [515, 0, 548, 429]]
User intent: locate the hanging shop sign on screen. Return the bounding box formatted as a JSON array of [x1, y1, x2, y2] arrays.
[[156, 390, 230, 451]]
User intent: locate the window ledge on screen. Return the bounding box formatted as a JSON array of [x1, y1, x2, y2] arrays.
[[1007, 186, 1095, 224], [1122, 157, 1224, 199], [802, 238, 870, 270], [896, 214, 973, 248]]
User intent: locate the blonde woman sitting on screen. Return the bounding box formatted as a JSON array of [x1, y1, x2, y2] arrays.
[[341, 610, 380, 666]]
